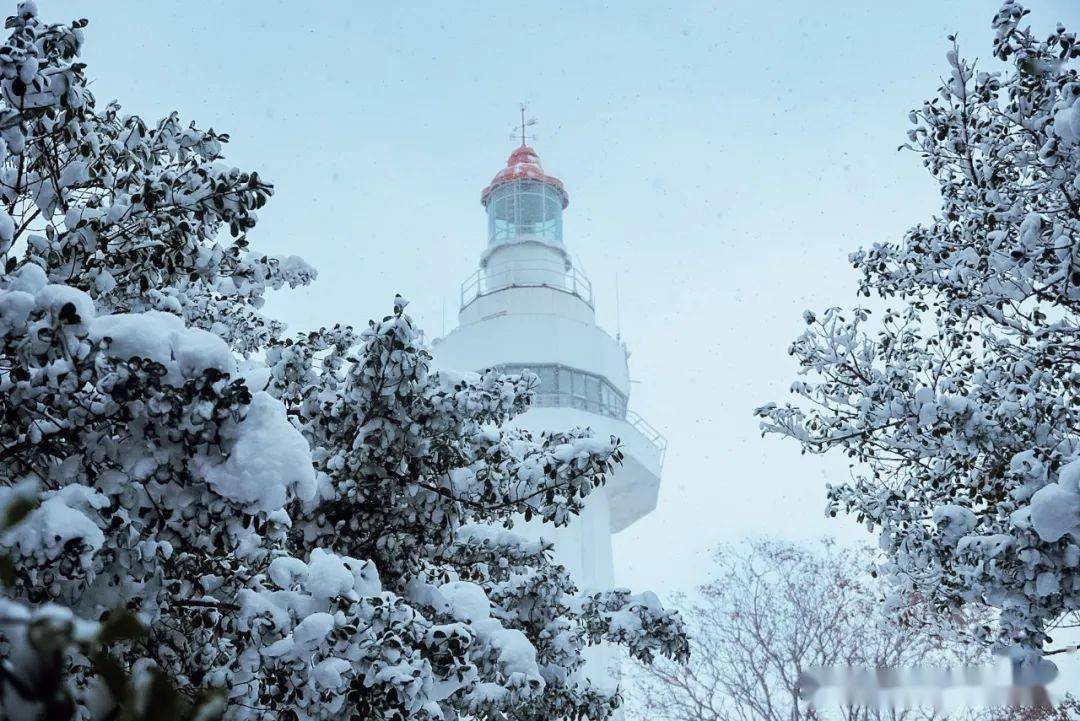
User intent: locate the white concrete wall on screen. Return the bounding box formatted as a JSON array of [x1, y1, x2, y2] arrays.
[[497, 418, 620, 694], [482, 237, 569, 274], [459, 285, 596, 326], [433, 313, 630, 395]]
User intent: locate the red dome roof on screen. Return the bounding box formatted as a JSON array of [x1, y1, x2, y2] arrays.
[[481, 144, 569, 209]]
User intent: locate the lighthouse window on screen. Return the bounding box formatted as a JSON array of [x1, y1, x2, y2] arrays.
[[572, 372, 587, 410], [558, 369, 572, 394], [486, 180, 563, 244], [491, 363, 628, 420], [586, 377, 601, 412], [537, 366, 557, 394]]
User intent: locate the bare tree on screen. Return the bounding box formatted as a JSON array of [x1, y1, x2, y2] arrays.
[[625, 539, 996, 721], [979, 696, 1080, 721]]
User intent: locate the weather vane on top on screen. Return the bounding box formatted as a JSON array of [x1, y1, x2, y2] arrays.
[[511, 102, 537, 146]]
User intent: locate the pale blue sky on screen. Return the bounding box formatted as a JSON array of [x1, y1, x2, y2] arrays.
[[50, 0, 1077, 595]]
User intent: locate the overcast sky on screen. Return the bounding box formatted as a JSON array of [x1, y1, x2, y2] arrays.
[[50, 0, 1077, 597]]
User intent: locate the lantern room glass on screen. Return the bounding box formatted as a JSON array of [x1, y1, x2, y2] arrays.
[[486, 179, 563, 244]]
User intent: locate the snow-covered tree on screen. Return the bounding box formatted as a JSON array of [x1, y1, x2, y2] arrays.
[[757, 2, 1080, 656], [0, 484, 229, 721], [0, 3, 687, 720], [986, 697, 1080, 721], [627, 540, 993, 721]]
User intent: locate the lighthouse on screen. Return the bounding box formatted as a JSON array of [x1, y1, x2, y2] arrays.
[[431, 135, 666, 685]]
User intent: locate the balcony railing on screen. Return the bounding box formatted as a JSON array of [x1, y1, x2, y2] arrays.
[[626, 410, 668, 467], [461, 264, 593, 310], [528, 395, 668, 467]]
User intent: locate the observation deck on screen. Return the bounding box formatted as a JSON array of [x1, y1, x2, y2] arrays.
[[460, 263, 593, 311]]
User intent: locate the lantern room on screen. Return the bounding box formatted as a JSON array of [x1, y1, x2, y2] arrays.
[[481, 144, 569, 247]]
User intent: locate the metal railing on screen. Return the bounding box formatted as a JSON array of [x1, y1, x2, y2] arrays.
[[460, 264, 593, 309], [531, 391, 627, 421], [626, 410, 668, 467], [528, 394, 667, 467]]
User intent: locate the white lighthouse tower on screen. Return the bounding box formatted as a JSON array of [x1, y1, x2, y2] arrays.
[[431, 134, 666, 683]]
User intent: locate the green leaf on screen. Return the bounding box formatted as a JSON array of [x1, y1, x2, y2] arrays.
[[141, 669, 186, 721], [188, 689, 226, 721], [1, 496, 38, 532], [91, 650, 129, 703], [0, 555, 15, 587], [97, 609, 147, 646]]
